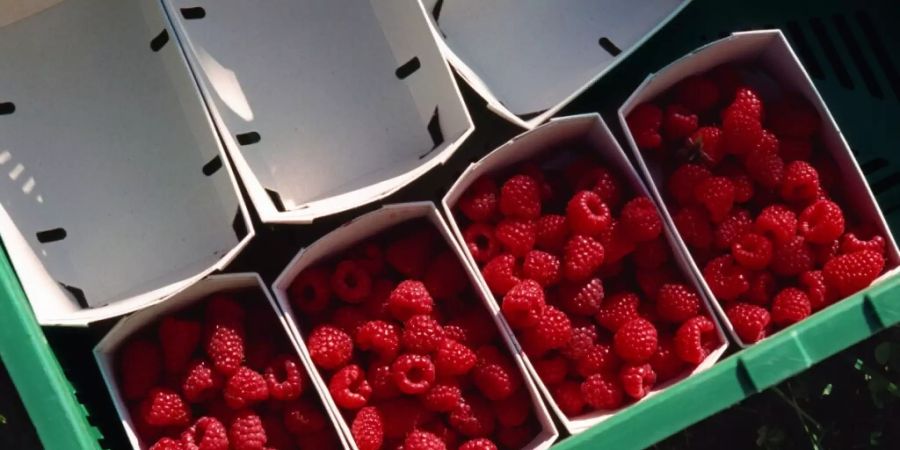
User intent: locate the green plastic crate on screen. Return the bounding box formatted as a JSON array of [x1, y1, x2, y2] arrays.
[[2, 0, 900, 449]]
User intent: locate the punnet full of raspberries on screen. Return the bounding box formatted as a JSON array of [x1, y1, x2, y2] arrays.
[[286, 220, 543, 450], [626, 64, 893, 344], [115, 290, 342, 450], [452, 145, 723, 420]]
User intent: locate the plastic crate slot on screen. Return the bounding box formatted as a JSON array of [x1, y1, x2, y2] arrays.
[[861, 157, 889, 175], [232, 207, 248, 240], [236, 132, 261, 146], [861, 292, 889, 330], [36, 228, 66, 243], [57, 282, 88, 309], [0, 102, 14, 115], [871, 170, 900, 195], [832, 14, 883, 99], [180, 7, 206, 20], [785, 21, 826, 80], [149, 29, 169, 52], [598, 37, 622, 57], [425, 106, 444, 153], [201, 155, 223, 176], [809, 17, 854, 89], [855, 10, 900, 101], [395, 57, 421, 80], [734, 359, 760, 395], [739, 334, 813, 390], [265, 188, 285, 212], [864, 281, 900, 327], [432, 0, 444, 21]]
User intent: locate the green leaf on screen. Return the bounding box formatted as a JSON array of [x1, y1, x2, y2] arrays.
[[875, 342, 892, 365]]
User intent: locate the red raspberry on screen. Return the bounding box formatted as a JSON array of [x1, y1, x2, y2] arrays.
[[595, 291, 641, 332], [206, 295, 245, 325], [562, 235, 605, 281], [567, 191, 611, 236], [307, 325, 353, 370], [355, 320, 400, 363], [204, 321, 245, 377], [495, 218, 536, 256], [150, 438, 182, 450], [552, 380, 586, 417], [522, 250, 561, 287], [472, 346, 522, 400], [159, 317, 201, 375], [382, 398, 436, 439], [391, 354, 435, 394], [459, 439, 498, 450], [674, 206, 713, 249], [463, 223, 500, 264], [620, 196, 663, 242], [575, 166, 624, 209], [798, 200, 845, 244], [535, 215, 569, 252], [521, 306, 572, 353], [626, 103, 663, 150], [780, 161, 820, 204], [141, 388, 191, 427], [388, 280, 434, 321], [810, 239, 838, 267], [722, 105, 763, 155], [823, 250, 885, 296], [674, 316, 718, 364], [688, 126, 726, 165], [656, 283, 701, 323], [328, 307, 367, 341], [362, 279, 395, 322], [459, 177, 499, 222], [768, 94, 820, 139], [499, 174, 541, 219], [731, 86, 764, 116], [518, 163, 554, 201], [501, 279, 546, 329], [779, 137, 812, 162], [284, 399, 326, 435], [180, 417, 228, 450], [676, 76, 720, 113], [263, 355, 305, 402], [710, 65, 743, 101], [229, 410, 266, 450], [575, 343, 620, 377], [755, 204, 798, 244], [422, 380, 463, 412], [446, 309, 499, 348], [771, 236, 814, 277], [581, 373, 624, 410], [329, 364, 372, 410], [491, 389, 530, 428], [771, 288, 812, 327], [224, 367, 269, 409], [727, 171, 755, 204], [559, 278, 604, 316], [620, 363, 657, 400], [714, 209, 752, 250], [636, 267, 679, 301], [298, 431, 340, 450], [434, 339, 477, 376], [120, 339, 162, 401], [633, 238, 670, 269], [613, 318, 658, 363], [386, 228, 437, 278], [367, 363, 401, 400], [481, 254, 522, 295], [420, 420, 461, 450], [331, 260, 373, 304], [840, 233, 886, 255], [350, 241, 386, 276], [663, 104, 699, 141], [182, 359, 223, 403], [596, 219, 636, 264], [694, 176, 735, 223], [731, 232, 773, 270], [424, 251, 469, 300], [261, 413, 294, 450], [562, 321, 599, 360], [726, 303, 771, 343], [450, 395, 496, 438], [402, 315, 446, 354], [496, 426, 533, 448], [745, 271, 777, 306], [533, 354, 568, 386], [703, 255, 750, 301], [799, 270, 835, 311], [289, 267, 332, 314], [351, 407, 383, 450], [668, 164, 711, 206], [649, 336, 685, 381], [745, 145, 785, 190], [402, 430, 446, 450]]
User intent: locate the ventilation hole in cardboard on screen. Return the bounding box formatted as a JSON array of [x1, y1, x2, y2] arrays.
[[236, 132, 261, 146], [202, 155, 223, 176], [0, 102, 14, 115], [598, 37, 621, 56], [58, 282, 88, 309], [180, 7, 206, 19], [232, 207, 248, 240], [861, 157, 889, 175], [872, 171, 900, 194], [518, 109, 548, 122], [833, 14, 883, 98], [425, 107, 444, 152], [855, 10, 900, 101], [785, 21, 825, 80], [150, 29, 169, 52], [432, 0, 444, 21], [36, 228, 66, 243], [395, 57, 421, 80], [809, 17, 854, 89], [266, 188, 286, 212]]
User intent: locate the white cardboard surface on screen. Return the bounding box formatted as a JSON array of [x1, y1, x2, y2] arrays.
[[441, 114, 728, 434], [0, 0, 253, 325], [617, 30, 900, 347], [272, 202, 559, 450], [162, 0, 474, 224]]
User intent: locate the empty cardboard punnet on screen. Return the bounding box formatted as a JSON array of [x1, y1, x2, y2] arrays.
[[441, 114, 729, 434], [272, 202, 559, 450], [94, 273, 348, 450], [0, 0, 253, 325], [617, 30, 900, 346], [419, 0, 689, 129], [161, 0, 475, 224]]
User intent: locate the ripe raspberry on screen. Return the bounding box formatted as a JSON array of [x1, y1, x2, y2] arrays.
[[481, 254, 522, 295], [722, 105, 763, 155], [656, 284, 701, 323], [562, 235, 605, 281], [224, 367, 269, 409], [558, 278, 604, 316], [533, 355, 568, 386], [388, 280, 434, 321], [620, 196, 663, 242], [674, 316, 718, 364], [449, 395, 496, 438], [562, 320, 599, 360], [715, 209, 752, 250], [613, 318, 658, 363], [501, 279, 546, 329], [328, 307, 366, 341], [263, 355, 305, 402], [261, 414, 293, 450], [367, 363, 400, 400], [472, 346, 522, 400], [463, 223, 500, 264], [575, 166, 624, 209], [420, 420, 460, 450], [755, 204, 798, 244], [798, 270, 834, 311], [361, 279, 395, 322], [669, 164, 711, 206], [402, 315, 445, 354], [204, 321, 245, 377], [779, 137, 812, 162], [402, 430, 446, 450], [798, 200, 845, 244], [495, 218, 536, 257], [521, 306, 572, 353], [731, 87, 764, 117], [745, 271, 777, 306], [423, 251, 468, 300], [330, 259, 373, 304], [581, 373, 624, 410], [574, 343, 619, 378], [289, 267, 332, 314], [180, 417, 228, 450], [703, 255, 750, 301], [391, 354, 435, 394], [595, 219, 635, 264], [551, 380, 586, 417], [355, 320, 399, 363], [459, 177, 499, 222], [726, 303, 770, 343], [768, 94, 820, 139], [726, 171, 754, 204], [771, 236, 814, 277], [688, 126, 726, 165], [823, 250, 885, 296], [595, 292, 641, 332], [307, 325, 353, 370], [840, 233, 886, 255], [328, 364, 371, 410], [627, 103, 663, 150], [745, 145, 785, 190], [141, 388, 191, 427], [694, 176, 735, 223], [158, 317, 201, 376], [206, 295, 245, 325], [150, 438, 182, 450], [459, 438, 498, 450], [499, 174, 541, 219], [120, 339, 162, 401], [566, 191, 611, 236], [770, 288, 812, 327], [422, 380, 462, 413], [780, 161, 820, 204], [493, 389, 530, 427], [649, 336, 685, 381], [446, 309, 499, 348], [229, 410, 266, 450], [674, 206, 713, 249], [298, 431, 340, 450], [351, 407, 384, 450], [522, 250, 561, 287], [380, 397, 435, 439], [710, 65, 743, 101], [350, 241, 386, 276], [620, 363, 657, 400], [676, 76, 721, 113], [284, 399, 326, 435], [386, 228, 437, 278], [535, 215, 569, 253], [638, 268, 681, 303], [435, 339, 477, 376], [731, 232, 773, 270], [663, 104, 699, 141], [633, 237, 670, 269], [182, 359, 223, 403]]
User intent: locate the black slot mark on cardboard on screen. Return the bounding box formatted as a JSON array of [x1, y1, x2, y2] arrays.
[[36, 228, 66, 243], [150, 30, 169, 52], [266, 188, 286, 212], [236, 132, 261, 146], [202, 155, 223, 176], [58, 282, 88, 309], [425, 107, 443, 153], [598, 37, 621, 56], [232, 207, 248, 240], [395, 57, 421, 80], [0, 102, 14, 115], [181, 7, 206, 20]]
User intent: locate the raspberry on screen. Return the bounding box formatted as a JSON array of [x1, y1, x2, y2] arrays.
[[299, 431, 339, 450], [463, 223, 500, 264], [755, 204, 798, 244], [581, 373, 624, 410], [472, 346, 522, 400], [206, 295, 245, 325], [566, 191, 611, 236], [386, 228, 437, 278], [770, 288, 812, 327], [562, 321, 599, 360], [421, 420, 461, 450], [450, 395, 496, 438], [745, 271, 777, 306], [649, 336, 685, 381], [732, 86, 764, 115], [663, 104, 699, 141], [799, 270, 834, 311], [289, 267, 332, 314], [284, 399, 326, 435], [422, 380, 462, 412], [205, 398, 236, 426], [391, 354, 435, 394], [779, 137, 812, 162], [150, 438, 183, 450], [518, 163, 553, 201], [355, 320, 400, 363], [388, 280, 434, 321], [768, 94, 820, 139], [688, 126, 726, 165], [731, 232, 773, 270], [329, 364, 372, 410], [669, 164, 711, 206], [501, 279, 546, 329], [620, 363, 657, 400], [613, 318, 658, 363], [522, 250, 561, 287], [367, 363, 400, 400], [562, 235, 605, 281], [675, 75, 720, 113], [307, 325, 353, 370], [596, 219, 636, 264], [703, 255, 750, 301], [726, 303, 771, 343], [798, 200, 844, 244], [674, 316, 718, 364], [379, 397, 433, 439], [521, 306, 572, 353], [182, 359, 223, 403], [180, 417, 228, 450], [499, 174, 541, 219], [435, 339, 477, 376], [535, 215, 569, 252], [493, 389, 530, 427], [459, 439, 498, 450], [620, 196, 663, 242], [424, 251, 468, 300], [533, 354, 568, 385], [745, 144, 785, 190], [120, 339, 162, 401], [141, 388, 191, 427], [351, 407, 384, 450], [330, 307, 367, 340], [626, 103, 663, 150], [361, 279, 395, 321], [840, 233, 886, 255], [261, 414, 294, 450], [329, 259, 373, 304], [459, 177, 499, 222], [481, 254, 522, 295], [403, 430, 446, 450], [559, 278, 604, 316], [575, 166, 624, 209], [595, 292, 641, 332], [771, 236, 814, 277], [159, 317, 202, 375], [552, 380, 586, 417], [229, 410, 266, 450], [722, 105, 763, 155], [714, 209, 752, 250], [350, 241, 386, 276], [402, 315, 446, 354], [780, 161, 820, 204], [673, 206, 713, 249], [823, 250, 885, 296], [576, 343, 621, 377], [495, 218, 536, 256], [204, 322, 245, 378], [727, 172, 755, 204], [710, 65, 743, 101], [633, 238, 670, 269], [656, 284, 701, 323], [694, 176, 735, 223], [224, 367, 269, 409], [446, 309, 499, 348]]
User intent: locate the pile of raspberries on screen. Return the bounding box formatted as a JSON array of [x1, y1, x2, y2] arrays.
[[453, 152, 721, 417], [287, 221, 540, 450], [626, 64, 888, 343], [117, 293, 340, 450]]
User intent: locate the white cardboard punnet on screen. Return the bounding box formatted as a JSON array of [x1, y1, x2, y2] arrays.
[[272, 202, 559, 450], [441, 114, 729, 434], [161, 0, 475, 224], [419, 0, 689, 129], [617, 30, 900, 346], [94, 273, 349, 450], [0, 0, 253, 325]]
